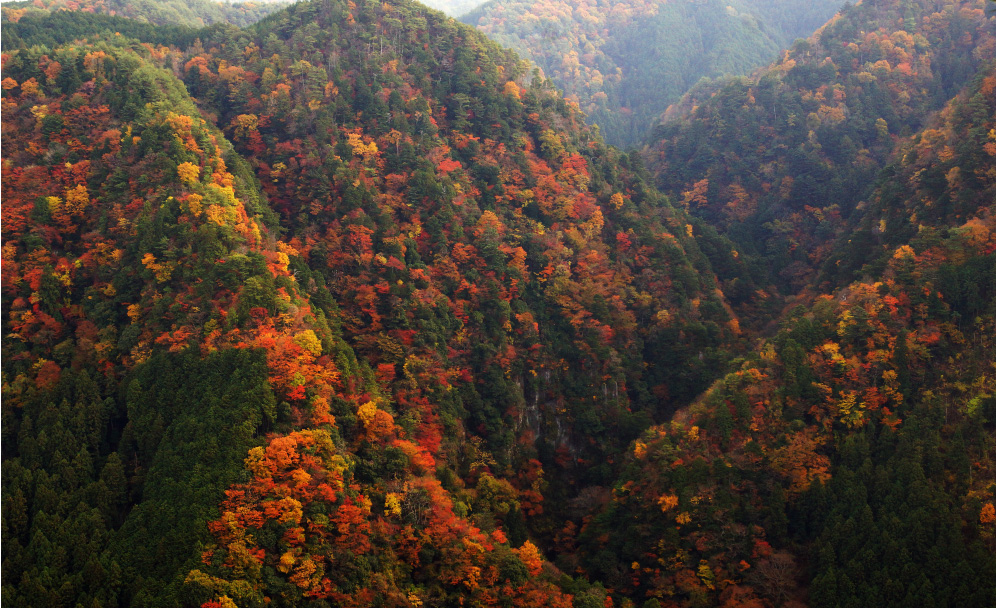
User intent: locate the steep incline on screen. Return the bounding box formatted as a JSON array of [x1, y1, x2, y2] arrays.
[[0, 40, 363, 605], [646, 0, 996, 295], [1, 1, 754, 605], [184, 0, 755, 443], [4, 1, 994, 607], [463, 0, 845, 147], [582, 65, 996, 608]]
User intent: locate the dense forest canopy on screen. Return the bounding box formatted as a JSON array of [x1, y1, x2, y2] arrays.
[[646, 0, 996, 293], [462, 0, 846, 147], [1, 0, 994, 607], [0, 0, 289, 28]]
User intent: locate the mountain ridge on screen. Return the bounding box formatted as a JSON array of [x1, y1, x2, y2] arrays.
[[645, 0, 996, 295], [1, 1, 752, 604], [1, 0, 994, 606], [461, 0, 846, 147]]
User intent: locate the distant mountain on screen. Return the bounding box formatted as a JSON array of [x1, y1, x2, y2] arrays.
[[646, 0, 996, 294], [418, 0, 486, 17], [0, 0, 288, 28], [462, 0, 846, 147]]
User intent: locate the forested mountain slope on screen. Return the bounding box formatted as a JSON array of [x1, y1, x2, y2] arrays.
[[0, 41, 364, 606], [646, 0, 996, 295], [1, 1, 754, 605], [1, 0, 994, 607], [582, 65, 996, 608], [462, 0, 845, 147], [0, 0, 287, 28]]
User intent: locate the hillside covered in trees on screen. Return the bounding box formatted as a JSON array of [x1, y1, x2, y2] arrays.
[[0, 0, 288, 29], [462, 0, 846, 147], [586, 64, 996, 605], [1, 0, 750, 605], [2, 0, 995, 607], [645, 0, 996, 294]]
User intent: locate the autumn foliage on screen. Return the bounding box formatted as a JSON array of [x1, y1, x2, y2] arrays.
[[2, 0, 995, 607]]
